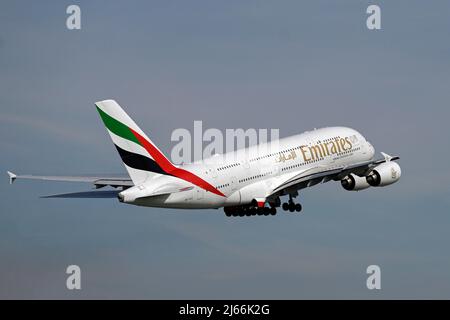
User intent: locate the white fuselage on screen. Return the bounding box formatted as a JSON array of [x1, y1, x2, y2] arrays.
[[124, 127, 375, 209]]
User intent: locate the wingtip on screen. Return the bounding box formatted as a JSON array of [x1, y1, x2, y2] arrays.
[[380, 152, 393, 161], [7, 171, 17, 184]]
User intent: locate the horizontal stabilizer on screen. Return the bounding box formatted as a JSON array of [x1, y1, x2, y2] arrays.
[[7, 171, 17, 184], [41, 190, 120, 199]]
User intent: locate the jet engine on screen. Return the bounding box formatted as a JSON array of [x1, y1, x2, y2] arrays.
[[366, 162, 401, 187], [341, 173, 371, 191]]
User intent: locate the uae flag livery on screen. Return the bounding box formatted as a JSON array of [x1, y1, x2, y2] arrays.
[[95, 100, 225, 197]]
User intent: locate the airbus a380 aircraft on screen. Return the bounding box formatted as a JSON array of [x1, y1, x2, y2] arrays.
[[7, 100, 401, 217]]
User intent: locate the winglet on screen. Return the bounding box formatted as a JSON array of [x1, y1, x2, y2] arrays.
[[7, 171, 17, 185], [381, 152, 393, 162]]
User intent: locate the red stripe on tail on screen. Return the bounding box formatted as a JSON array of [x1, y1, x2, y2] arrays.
[[130, 128, 226, 197]]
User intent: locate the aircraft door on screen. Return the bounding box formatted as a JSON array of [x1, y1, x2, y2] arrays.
[[195, 188, 204, 200], [207, 166, 218, 178], [272, 165, 279, 176]]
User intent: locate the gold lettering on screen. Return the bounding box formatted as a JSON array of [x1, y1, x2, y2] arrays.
[[344, 137, 352, 150], [300, 145, 311, 162], [335, 138, 342, 153], [320, 143, 329, 156], [309, 145, 323, 159], [329, 141, 337, 154], [339, 138, 347, 151]]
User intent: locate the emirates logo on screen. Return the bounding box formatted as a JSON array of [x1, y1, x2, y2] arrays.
[[391, 168, 397, 179]]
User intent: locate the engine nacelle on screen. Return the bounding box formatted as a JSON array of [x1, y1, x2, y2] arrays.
[[366, 162, 401, 187], [341, 173, 371, 191]]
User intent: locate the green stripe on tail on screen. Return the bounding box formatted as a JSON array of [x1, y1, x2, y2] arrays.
[[95, 105, 140, 145]]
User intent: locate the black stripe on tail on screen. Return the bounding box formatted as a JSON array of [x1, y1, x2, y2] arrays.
[[114, 145, 167, 175]]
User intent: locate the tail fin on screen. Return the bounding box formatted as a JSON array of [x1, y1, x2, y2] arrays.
[[95, 99, 175, 185]]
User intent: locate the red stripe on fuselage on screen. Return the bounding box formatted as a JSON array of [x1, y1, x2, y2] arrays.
[[129, 128, 226, 197]]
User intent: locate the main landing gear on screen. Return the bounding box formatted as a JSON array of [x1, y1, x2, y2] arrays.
[[281, 194, 302, 213], [224, 205, 276, 217], [224, 194, 303, 217]]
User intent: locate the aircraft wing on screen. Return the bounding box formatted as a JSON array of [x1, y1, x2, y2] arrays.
[[7, 171, 133, 188], [268, 153, 400, 197], [41, 186, 193, 199], [7, 171, 195, 199]]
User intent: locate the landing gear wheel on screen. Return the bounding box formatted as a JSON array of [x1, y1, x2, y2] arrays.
[[257, 208, 264, 216], [224, 207, 232, 217], [282, 203, 289, 211], [270, 207, 277, 215], [295, 203, 302, 212], [263, 208, 270, 216], [288, 202, 295, 212]]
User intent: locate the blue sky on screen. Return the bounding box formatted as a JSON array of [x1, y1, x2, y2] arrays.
[[1, 0, 450, 298]]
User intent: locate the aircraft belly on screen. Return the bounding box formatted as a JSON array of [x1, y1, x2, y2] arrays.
[[132, 189, 226, 209]]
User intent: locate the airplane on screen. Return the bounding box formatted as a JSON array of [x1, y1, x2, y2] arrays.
[[7, 99, 401, 217]]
